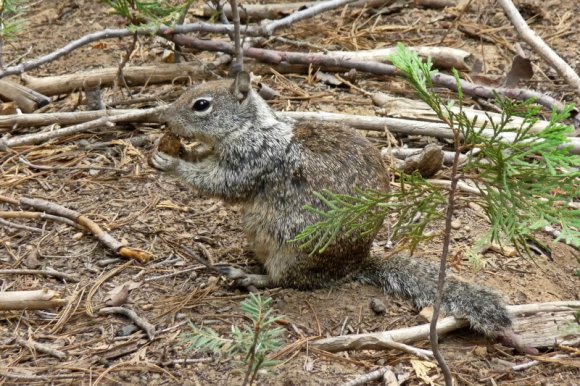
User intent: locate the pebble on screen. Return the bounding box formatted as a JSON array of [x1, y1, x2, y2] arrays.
[[451, 219, 462, 229], [370, 298, 386, 315]]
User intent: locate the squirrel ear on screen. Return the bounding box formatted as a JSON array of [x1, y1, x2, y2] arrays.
[[232, 71, 251, 101]]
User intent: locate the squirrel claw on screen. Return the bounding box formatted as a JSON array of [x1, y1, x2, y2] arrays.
[[149, 150, 178, 172]]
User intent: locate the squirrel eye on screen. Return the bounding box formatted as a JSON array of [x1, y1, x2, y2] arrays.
[[192, 99, 211, 112]]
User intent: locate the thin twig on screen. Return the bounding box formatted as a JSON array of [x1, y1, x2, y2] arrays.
[[98, 306, 156, 340], [14, 336, 67, 360], [0, 24, 239, 78], [429, 122, 461, 385], [0, 0, 363, 79], [0, 210, 82, 229], [19, 156, 127, 172], [166, 35, 574, 115], [0, 217, 43, 233], [262, 0, 358, 35], [341, 367, 391, 386], [229, 0, 243, 72], [0, 194, 152, 263], [0, 269, 80, 282], [497, 0, 580, 96], [115, 32, 138, 97], [0, 106, 165, 149], [512, 354, 571, 371]]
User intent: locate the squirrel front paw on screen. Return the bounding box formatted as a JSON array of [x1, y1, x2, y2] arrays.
[[149, 149, 179, 172], [150, 133, 213, 170]]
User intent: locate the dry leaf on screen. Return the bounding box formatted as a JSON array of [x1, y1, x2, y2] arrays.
[[23, 248, 42, 269], [410, 359, 437, 386], [92, 42, 108, 49], [162, 49, 175, 63], [130, 345, 148, 363], [156, 199, 190, 212], [504, 55, 533, 87], [106, 285, 130, 307], [315, 71, 344, 87], [106, 280, 141, 306], [0, 102, 20, 115]]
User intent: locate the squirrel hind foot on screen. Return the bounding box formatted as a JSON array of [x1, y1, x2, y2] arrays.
[[219, 266, 272, 289]]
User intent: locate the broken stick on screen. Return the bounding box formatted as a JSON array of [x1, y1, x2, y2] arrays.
[[0, 194, 152, 263]]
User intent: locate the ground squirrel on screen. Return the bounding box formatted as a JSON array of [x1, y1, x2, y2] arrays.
[[150, 72, 512, 338]]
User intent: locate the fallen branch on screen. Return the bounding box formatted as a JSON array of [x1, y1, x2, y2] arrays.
[[0, 370, 81, 381], [21, 62, 213, 96], [18, 45, 474, 97], [0, 195, 152, 263], [507, 301, 580, 314], [0, 0, 370, 79], [0, 23, 239, 79], [0, 109, 139, 128], [99, 306, 156, 340], [341, 367, 405, 386], [261, 0, 358, 36], [3, 108, 578, 154], [372, 92, 551, 134], [376, 340, 433, 359], [324, 46, 477, 71], [0, 269, 80, 282], [512, 354, 572, 371], [311, 301, 580, 352], [0, 106, 165, 150], [201, 0, 392, 22], [497, 0, 580, 96], [167, 35, 574, 115], [13, 336, 67, 360], [284, 111, 580, 154], [15, 45, 474, 101], [202, 1, 316, 21], [0, 210, 81, 229], [313, 316, 469, 352], [0, 289, 67, 310], [0, 79, 50, 113]]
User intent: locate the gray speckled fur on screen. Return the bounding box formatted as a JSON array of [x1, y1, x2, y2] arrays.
[[151, 74, 512, 337]]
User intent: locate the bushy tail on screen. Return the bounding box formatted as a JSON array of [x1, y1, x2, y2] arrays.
[[356, 255, 512, 337]]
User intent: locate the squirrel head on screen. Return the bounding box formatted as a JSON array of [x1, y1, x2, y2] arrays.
[[163, 72, 274, 148]]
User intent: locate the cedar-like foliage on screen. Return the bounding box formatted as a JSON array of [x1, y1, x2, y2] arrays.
[[295, 44, 579, 255], [181, 294, 284, 386]]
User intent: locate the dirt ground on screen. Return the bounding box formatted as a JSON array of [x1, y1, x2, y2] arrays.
[[1, 0, 579, 385]]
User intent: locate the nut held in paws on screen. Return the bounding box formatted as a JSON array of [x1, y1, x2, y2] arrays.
[[158, 133, 184, 157]]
